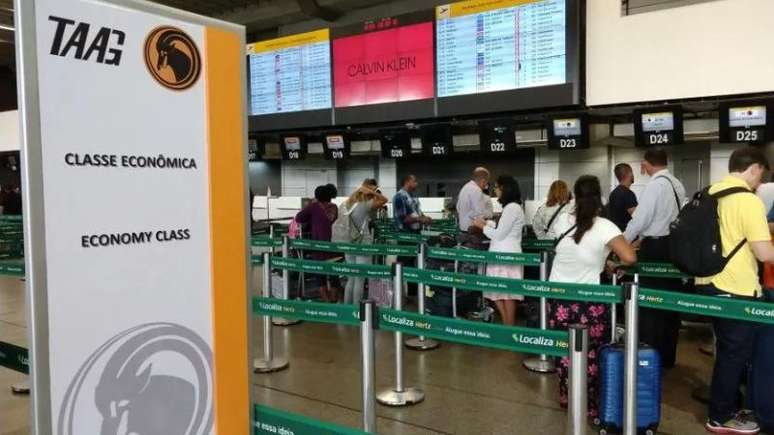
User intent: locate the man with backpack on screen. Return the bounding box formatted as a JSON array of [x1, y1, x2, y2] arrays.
[[623, 147, 687, 369], [689, 147, 774, 434]]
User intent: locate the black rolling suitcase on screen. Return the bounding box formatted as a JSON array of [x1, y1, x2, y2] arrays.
[[424, 234, 480, 318]]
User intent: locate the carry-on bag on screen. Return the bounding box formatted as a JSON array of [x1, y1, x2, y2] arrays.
[[597, 344, 661, 435], [367, 278, 393, 308]]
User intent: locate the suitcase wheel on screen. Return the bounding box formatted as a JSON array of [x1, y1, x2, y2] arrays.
[[598, 429, 608, 435]]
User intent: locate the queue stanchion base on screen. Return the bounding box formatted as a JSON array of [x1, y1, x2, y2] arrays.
[[272, 317, 302, 327], [253, 357, 289, 374], [522, 356, 556, 374], [376, 387, 425, 407], [404, 337, 440, 351], [11, 380, 29, 395]]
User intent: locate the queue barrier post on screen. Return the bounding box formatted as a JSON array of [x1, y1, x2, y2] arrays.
[[273, 235, 301, 326], [567, 324, 589, 435], [255, 252, 289, 373], [405, 243, 440, 351], [360, 300, 377, 433], [523, 250, 556, 373], [610, 274, 618, 343], [452, 242, 460, 318], [376, 263, 425, 407], [623, 279, 639, 435]]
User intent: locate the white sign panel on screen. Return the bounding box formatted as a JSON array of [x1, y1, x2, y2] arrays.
[[15, 0, 250, 434]]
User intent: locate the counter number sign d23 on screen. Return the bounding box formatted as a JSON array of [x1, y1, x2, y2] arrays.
[[547, 116, 588, 151]]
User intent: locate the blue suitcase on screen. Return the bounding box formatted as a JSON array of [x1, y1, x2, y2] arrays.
[[598, 344, 661, 435]]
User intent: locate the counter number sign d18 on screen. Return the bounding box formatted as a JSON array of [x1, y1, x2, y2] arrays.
[[280, 135, 306, 160], [547, 116, 588, 150]]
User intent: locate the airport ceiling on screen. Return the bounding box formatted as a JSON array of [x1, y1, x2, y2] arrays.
[[0, 0, 392, 69]]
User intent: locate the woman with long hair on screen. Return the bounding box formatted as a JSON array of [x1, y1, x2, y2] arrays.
[[548, 175, 636, 418], [471, 175, 525, 325], [533, 180, 571, 239], [342, 179, 388, 304]]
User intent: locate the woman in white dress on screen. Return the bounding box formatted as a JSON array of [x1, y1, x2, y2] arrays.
[[472, 175, 524, 325]]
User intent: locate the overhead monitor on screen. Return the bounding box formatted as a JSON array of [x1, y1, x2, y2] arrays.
[[435, 0, 581, 117], [379, 128, 413, 159], [323, 132, 351, 160], [332, 11, 436, 124], [547, 115, 588, 150], [280, 134, 307, 160], [420, 124, 453, 158], [719, 101, 771, 144], [633, 106, 684, 147], [247, 29, 333, 130], [478, 119, 516, 154]]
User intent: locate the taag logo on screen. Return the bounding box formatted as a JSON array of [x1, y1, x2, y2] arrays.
[[144, 26, 201, 90], [57, 323, 213, 435]]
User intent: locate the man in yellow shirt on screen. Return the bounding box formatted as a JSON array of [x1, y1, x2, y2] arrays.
[[698, 147, 774, 435]]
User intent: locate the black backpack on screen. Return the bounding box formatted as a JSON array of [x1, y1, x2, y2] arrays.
[[669, 186, 751, 277]]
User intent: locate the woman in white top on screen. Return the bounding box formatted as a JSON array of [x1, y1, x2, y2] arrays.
[[548, 175, 636, 418], [471, 175, 524, 325], [533, 180, 572, 239]]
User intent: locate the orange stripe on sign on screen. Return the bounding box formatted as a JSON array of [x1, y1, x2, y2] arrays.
[[205, 26, 250, 435]]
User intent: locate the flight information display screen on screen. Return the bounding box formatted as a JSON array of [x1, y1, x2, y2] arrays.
[[436, 0, 567, 98], [247, 29, 332, 116]]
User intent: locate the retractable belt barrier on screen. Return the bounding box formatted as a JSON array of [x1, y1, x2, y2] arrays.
[[426, 246, 540, 266], [252, 236, 284, 248], [254, 297, 361, 326], [639, 287, 774, 324], [380, 308, 569, 357], [270, 257, 392, 279], [289, 239, 417, 257], [0, 341, 29, 374], [625, 262, 690, 279], [403, 266, 621, 303], [522, 239, 556, 251], [0, 259, 24, 276], [254, 405, 368, 435]]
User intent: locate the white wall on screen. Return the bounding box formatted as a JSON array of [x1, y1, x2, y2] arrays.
[[587, 0, 774, 106], [0, 111, 19, 152], [534, 146, 613, 204], [281, 158, 337, 197]]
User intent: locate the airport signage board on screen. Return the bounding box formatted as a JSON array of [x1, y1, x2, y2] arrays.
[[633, 106, 684, 147], [15, 0, 251, 434], [379, 128, 412, 159], [547, 115, 589, 150], [323, 131, 351, 160], [420, 124, 453, 158], [719, 100, 771, 144], [478, 119, 516, 154], [280, 134, 308, 160]]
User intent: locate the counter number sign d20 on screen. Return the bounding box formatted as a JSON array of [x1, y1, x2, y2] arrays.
[[380, 128, 412, 159]]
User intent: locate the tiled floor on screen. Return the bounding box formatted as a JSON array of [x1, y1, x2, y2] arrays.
[[1, 270, 716, 434]]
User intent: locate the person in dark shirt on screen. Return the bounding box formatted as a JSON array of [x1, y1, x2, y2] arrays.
[[1, 184, 21, 215], [607, 163, 638, 231]]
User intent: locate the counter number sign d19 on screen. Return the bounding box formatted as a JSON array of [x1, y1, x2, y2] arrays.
[[634, 106, 684, 147], [280, 135, 307, 160], [323, 132, 350, 160], [719, 101, 770, 144], [547, 116, 588, 150]]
